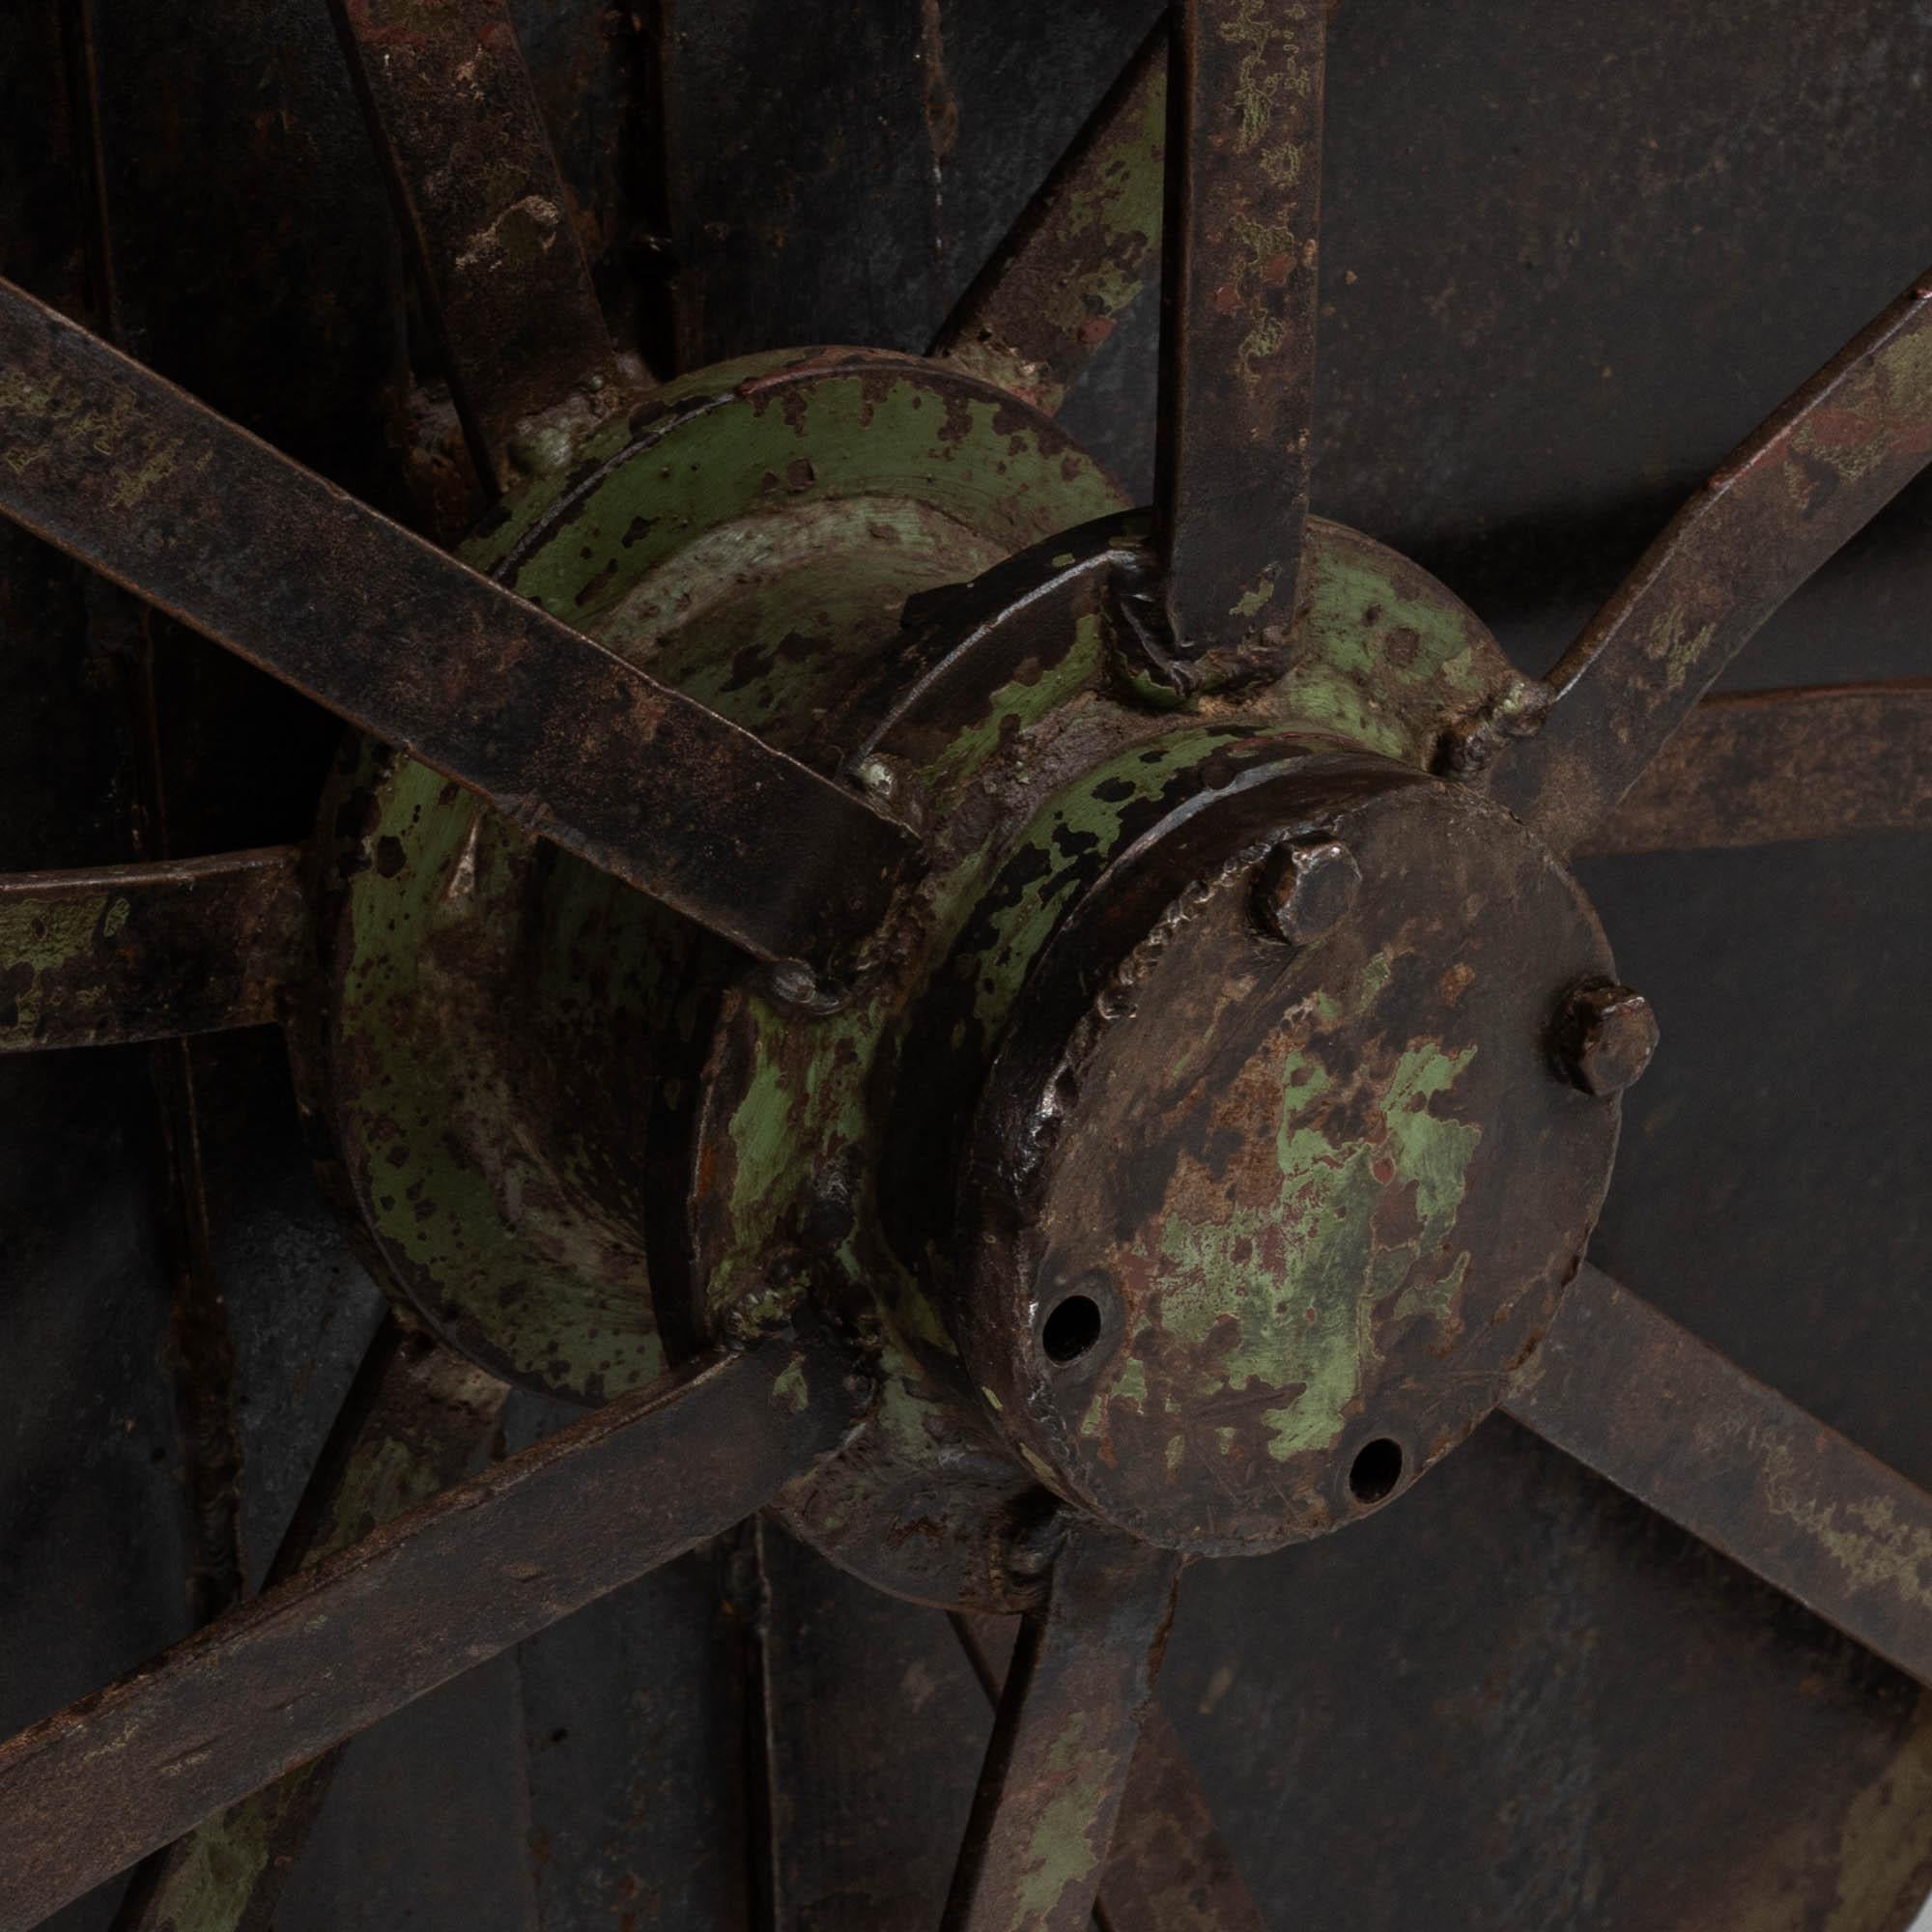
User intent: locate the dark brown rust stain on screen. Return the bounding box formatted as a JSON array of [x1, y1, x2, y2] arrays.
[[0, 280, 918, 976], [1506, 1266, 1932, 1695], [1489, 270, 1932, 855], [1583, 681, 1932, 855], [942, 1523, 1181, 1932], [931, 22, 1165, 417], [950, 1613, 1266, 1932], [326, 0, 630, 491], [0, 1321, 871, 1931], [114, 1321, 507, 1932], [1153, 0, 1325, 659]]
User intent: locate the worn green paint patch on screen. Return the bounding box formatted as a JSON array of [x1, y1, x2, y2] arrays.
[[961, 725, 1261, 1046], [1010, 1710, 1130, 1921], [601, 497, 1009, 747], [1227, 522, 1511, 767], [1109, 1014, 1481, 1472], [1037, 62, 1168, 350], [922, 611, 1112, 796], [331, 754, 667, 1400], [770, 1356, 810, 1414], [137, 1773, 313, 1932], [467, 352, 1122, 634], [0, 893, 118, 1039]]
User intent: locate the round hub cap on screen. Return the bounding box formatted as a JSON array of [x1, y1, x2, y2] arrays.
[[957, 752, 1622, 1554]]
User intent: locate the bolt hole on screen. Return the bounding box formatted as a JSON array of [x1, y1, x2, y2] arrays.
[[1349, 1436, 1405, 1506], [1041, 1294, 1103, 1365]]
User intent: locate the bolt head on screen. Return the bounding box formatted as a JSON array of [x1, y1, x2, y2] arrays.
[[1558, 982, 1660, 1096], [1256, 839, 1361, 945], [852, 755, 896, 801]]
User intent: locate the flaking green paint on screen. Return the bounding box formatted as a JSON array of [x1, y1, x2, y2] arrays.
[[1012, 1712, 1126, 1921]]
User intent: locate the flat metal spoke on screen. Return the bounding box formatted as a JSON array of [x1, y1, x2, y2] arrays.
[[326, 0, 629, 493], [0, 281, 918, 975], [0, 846, 306, 1052], [941, 1523, 1182, 1932], [930, 22, 1166, 417], [1152, 0, 1325, 658], [1488, 271, 1932, 853], [115, 1322, 508, 1932], [1503, 1266, 1932, 1691], [0, 1321, 868, 1932], [951, 1614, 1265, 1932], [1583, 681, 1932, 855]]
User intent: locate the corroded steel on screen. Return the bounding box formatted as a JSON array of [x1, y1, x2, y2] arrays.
[[680, 515, 1532, 1605], [1505, 1266, 1932, 1691], [0, 1323, 869, 1932], [1554, 981, 1660, 1096], [1153, 0, 1324, 660], [942, 1524, 1180, 1932], [1584, 681, 1932, 855], [0, 846, 306, 1051], [950, 1613, 1268, 1932], [326, 0, 627, 492], [952, 744, 1619, 1552], [0, 280, 917, 975], [118, 1323, 507, 1932], [931, 21, 1166, 415], [303, 347, 1126, 1408], [8, 3, 1932, 1921], [1490, 270, 1932, 853]]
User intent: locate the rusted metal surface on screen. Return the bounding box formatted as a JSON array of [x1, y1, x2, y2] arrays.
[[0, 846, 306, 1052], [150, 1031, 249, 1633], [1504, 1266, 1932, 1692], [4, 1, 1932, 1924], [1584, 682, 1932, 855], [1488, 270, 1932, 853], [117, 1321, 507, 1932], [942, 1524, 1181, 1932], [0, 281, 919, 975], [951, 1613, 1267, 1932], [326, 0, 629, 493], [952, 743, 1618, 1554], [299, 345, 1123, 1415], [1553, 980, 1659, 1097], [744, 1520, 993, 1927], [0, 1323, 868, 1932], [932, 21, 1165, 416], [1151, 0, 1324, 662]]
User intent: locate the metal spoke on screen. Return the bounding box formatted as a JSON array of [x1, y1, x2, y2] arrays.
[[115, 1321, 508, 1932], [0, 280, 918, 976], [1487, 271, 1932, 853], [0, 1321, 868, 1932], [1151, 0, 1325, 659], [0, 846, 306, 1052], [1581, 681, 1932, 856], [326, 0, 629, 494], [941, 1522, 1182, 1932], [951, 1614, 1264, 1932], [930, 21, 1166, 417], [1503, 1266, 1932, 1691]]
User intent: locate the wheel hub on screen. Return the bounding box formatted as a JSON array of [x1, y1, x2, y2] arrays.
[[952, 753, 1618, 1553], [302, 349, 1632, 1604]]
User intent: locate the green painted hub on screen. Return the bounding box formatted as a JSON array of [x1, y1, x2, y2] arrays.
[[301, 340, 1572, 1603], [306, 348, 1124, 1402], [952, 752, 1620, 1554]]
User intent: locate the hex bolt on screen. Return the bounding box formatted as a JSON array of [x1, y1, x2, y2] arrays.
[[1255, 838, 1361, 946], [1556, 981, 1661, 1096]]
